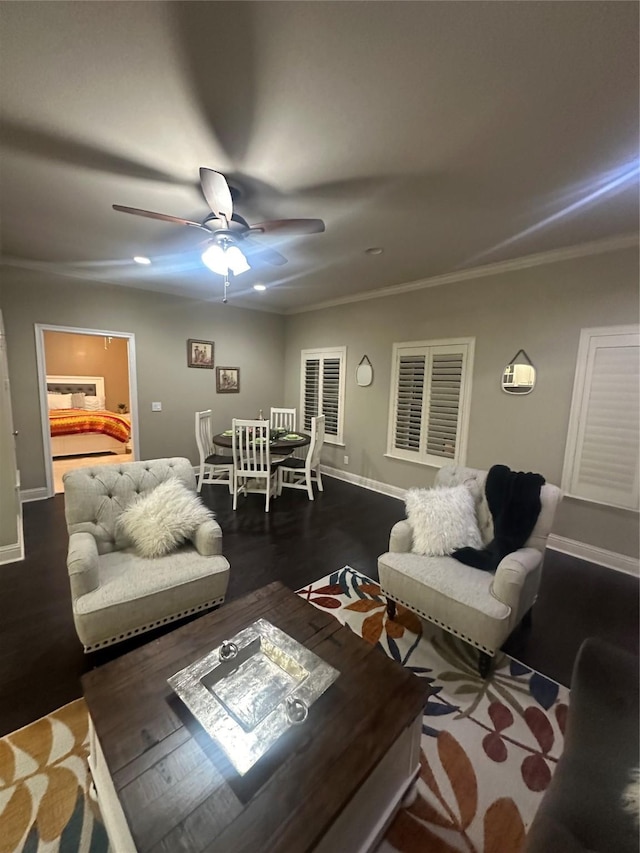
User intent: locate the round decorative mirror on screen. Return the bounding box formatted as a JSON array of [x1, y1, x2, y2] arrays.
[[356, 355, 373, 387], [502, 350, 536, 395]]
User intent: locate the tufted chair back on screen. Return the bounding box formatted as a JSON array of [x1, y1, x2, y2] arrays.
[[63, 458, 196, 555], [435, 465, 561, 554]]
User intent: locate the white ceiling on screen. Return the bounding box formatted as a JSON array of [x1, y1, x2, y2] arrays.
[[1, 1, 638, 312]]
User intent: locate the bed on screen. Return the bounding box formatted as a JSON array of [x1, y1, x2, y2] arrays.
[[47, 375, 131, 457]]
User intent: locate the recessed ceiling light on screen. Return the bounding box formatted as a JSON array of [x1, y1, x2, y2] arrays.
[[253, 284, 266, 291], [365, 247, 383, 255], [133, 256, 151, 265]]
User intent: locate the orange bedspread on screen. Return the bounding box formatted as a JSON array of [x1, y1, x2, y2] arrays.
[[49, 409, 130, 443]]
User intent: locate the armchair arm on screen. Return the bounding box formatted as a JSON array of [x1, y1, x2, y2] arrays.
[[67, 532, 100, 598], [491, 547, 542, 616], [389, 520, 413, 553], [192, 518, 223, 557]]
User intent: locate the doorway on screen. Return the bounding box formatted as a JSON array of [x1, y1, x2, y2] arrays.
[[35, 324, 140, 497]]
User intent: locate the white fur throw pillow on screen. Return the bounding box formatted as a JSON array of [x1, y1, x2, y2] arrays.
[[405, 485, 483, 556], [118, 478, 214, 558]]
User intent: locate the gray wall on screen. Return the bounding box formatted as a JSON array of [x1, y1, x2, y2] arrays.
[[1, 273, 285, 491], [284, 247, 640, 558]]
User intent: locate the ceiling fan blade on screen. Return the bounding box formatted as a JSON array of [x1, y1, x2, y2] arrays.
[[248, 218, 325, 236], [242, 238, 288, 266], [112, 205, 205, 229], [200, 168, 234, 221]]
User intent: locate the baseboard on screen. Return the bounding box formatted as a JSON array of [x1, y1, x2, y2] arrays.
[[0, 543, 24, 565], [547, 534, 639, 577], [322, 466, 405, 500], [323, 468, 639, 577], [0, 516, 24, 566], [20, 487, 50, 502]]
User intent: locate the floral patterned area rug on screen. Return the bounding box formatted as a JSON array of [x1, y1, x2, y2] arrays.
[[0, 699, 108, 853], [298, 567, 570, 853]]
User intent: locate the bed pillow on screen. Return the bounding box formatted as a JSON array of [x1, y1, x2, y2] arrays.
[[84, 395, 106, 411], [117, 478, 215, 559], [405, 485, 483, 557], [70, 392, 85, 409], [47, 393, 72, 410]]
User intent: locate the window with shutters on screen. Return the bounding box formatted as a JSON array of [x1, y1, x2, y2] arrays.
[[562, 326, 639, 511], [300, 347, 346, 445], [386, 338, 474, 467]]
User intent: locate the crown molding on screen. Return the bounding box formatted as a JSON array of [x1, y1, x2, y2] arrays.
[[286, 233, 639, 315]]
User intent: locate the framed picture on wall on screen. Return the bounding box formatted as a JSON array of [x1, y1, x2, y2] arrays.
[[216, 367, 240, 393], [187, 339, 214, 369]]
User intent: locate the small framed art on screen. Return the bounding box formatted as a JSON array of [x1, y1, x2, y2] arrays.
[[216, 367, 240, 393], [187, 339, 214, 369]]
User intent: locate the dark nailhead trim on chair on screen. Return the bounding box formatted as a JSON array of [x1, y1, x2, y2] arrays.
[[83, 595, 226, 652], [380, 589, 495, 655]]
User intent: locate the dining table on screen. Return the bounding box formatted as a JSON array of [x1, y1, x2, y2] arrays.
[[212, 429, 311, 455]]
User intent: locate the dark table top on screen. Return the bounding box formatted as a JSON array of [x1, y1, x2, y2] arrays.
[[213, 430, 310, 451], [82, 582, 428, 853]]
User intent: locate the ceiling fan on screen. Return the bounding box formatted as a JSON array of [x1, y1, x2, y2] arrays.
[[113, 168, 325, 301]]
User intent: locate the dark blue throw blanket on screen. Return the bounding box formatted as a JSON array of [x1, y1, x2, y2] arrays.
[[452, 464, 545, 573]]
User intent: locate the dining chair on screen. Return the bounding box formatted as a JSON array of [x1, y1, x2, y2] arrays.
[[270, 407, 297, 432], [277, 415, 325, 501], [195, 410, 233, 494], [270, 407, 298, 462], [231, 419, 282, 512]]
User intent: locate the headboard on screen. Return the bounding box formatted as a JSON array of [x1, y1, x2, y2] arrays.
[[46, 375, 105, 397]]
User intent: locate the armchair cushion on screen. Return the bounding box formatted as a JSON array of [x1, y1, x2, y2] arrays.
[[378, 551, 511, 651], [73, 545, 229, 648], [117, 478, 214, 558], [405, 485, 482, 556]]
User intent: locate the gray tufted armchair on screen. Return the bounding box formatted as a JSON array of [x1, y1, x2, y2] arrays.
[[63, 457, 230, 651], [378, 465, 562, 677]]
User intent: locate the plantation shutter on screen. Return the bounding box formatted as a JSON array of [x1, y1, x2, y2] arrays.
[[303, 359, 320, 431], [565, 330, 639, 510], [388, 339, 473, 466], [301, 348, 346, 443], [322, 358, 341, 436], [425, 351, 463, 459], [394, 355, 425, 451]]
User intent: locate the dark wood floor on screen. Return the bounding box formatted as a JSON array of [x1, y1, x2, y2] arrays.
[[1, 477, 638, 737]]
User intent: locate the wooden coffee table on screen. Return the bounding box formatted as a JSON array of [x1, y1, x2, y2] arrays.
[[82, 582, 428, 853]]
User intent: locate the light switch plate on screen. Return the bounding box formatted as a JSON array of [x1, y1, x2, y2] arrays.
[[152, 402, 162, 412]]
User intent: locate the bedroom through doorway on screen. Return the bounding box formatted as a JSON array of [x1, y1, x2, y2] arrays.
[[36, 325, 139, 496]]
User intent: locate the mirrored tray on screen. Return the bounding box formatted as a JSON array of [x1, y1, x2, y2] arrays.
[[167, 618, 339, 775]]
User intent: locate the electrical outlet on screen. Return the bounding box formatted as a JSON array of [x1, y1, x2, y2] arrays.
[[344, 455, 349, 465], [151, 402, 162, 412]]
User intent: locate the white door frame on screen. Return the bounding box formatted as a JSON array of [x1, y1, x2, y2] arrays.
[[34, 323, 140, 499], [0, 310, 24, 563]]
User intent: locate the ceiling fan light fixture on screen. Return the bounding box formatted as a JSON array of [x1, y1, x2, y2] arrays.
[[201, 244, 250, 276], [225, 245, 250, 275], [133, 255, 151, 265], [253, 283, 266, 291]]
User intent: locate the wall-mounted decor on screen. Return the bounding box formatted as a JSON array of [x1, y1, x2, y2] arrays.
[[216, 367, 240, 393], [187, 339, 214, 369], [356, 355, 373, 387], [502, 349, 536, 395]]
